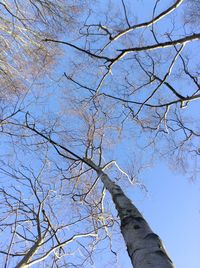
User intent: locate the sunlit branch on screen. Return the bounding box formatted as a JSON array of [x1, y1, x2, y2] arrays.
[[116, 33, 200, 57], [26, 232, 97, 266], [109, 0, 184, 42]]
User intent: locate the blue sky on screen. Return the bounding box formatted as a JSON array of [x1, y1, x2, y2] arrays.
[[136, 162, 200, 268], [45, 1, 200, 266], [0, 0, 199, 267], [90, 159, 200, 268], [93, 1, 200, 266], [107, 128, 200, 267]]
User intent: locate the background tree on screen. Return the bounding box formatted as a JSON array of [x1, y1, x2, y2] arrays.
[[0, 0, 86, 99], [0, 151, 112, 267]]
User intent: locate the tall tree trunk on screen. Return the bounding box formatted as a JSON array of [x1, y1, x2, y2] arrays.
[[24, 127, 176, 267], [86, 159, 175, 268], [100, 171, 174, 267]]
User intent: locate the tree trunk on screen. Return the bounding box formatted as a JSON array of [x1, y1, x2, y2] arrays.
[[84, 158, 175, 268], [16, 238, 43, 268]]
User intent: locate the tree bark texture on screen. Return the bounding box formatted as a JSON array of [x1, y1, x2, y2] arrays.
[[98, 170, 175, 268]]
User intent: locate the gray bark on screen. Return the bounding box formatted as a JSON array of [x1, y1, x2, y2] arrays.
[[84, 158, 175, 268], [99, 171, 175, 268]]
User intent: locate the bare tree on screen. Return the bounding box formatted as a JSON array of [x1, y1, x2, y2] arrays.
[[0, 160, 111, 267], [0, 1, 199, 267], [0, 101, 174, 267], [0, 0, 86, 99], [44, 0, 200, 175]]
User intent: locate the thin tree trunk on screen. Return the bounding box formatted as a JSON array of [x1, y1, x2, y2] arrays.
[[15, 238, 43, 268], [85, 158, 174, 268]]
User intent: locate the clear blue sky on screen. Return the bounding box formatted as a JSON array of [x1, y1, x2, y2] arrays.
[[109, 131, 200, 268], [134, 163, 200, 268]]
